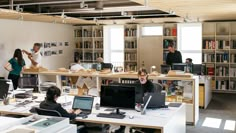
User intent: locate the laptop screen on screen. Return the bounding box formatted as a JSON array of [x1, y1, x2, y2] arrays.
[[72, 96, 94, 111]]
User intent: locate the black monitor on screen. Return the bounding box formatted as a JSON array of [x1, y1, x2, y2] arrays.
[[101, 63, 113, 70], [109, 83, 143, 103], [100, 85, 135, 114], [172, 63, 186, 71], [193, 64, 202, 75], [0, 79, 10, 100], [161, 64, 171, 74]]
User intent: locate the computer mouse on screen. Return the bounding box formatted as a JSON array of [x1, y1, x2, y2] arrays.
[[43, 122, 50, 126], [129, 115, 134, 119]]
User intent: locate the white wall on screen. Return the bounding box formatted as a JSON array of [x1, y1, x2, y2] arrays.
[[0, 19, 75, 77]]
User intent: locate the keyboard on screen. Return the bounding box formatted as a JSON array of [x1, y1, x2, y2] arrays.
[[77, 112, 90, 117], [97, 113, 125, 119]]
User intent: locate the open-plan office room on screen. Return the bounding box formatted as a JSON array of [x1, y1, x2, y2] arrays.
[[0, 0, 235, 133]]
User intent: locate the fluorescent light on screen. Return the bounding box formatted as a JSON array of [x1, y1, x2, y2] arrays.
[[202, 117, 222, 128], [224, 120, 235, 131]]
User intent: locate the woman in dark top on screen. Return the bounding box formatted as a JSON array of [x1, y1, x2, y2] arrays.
[[4, 49, 25, 90], [40, 86, 81, 120]]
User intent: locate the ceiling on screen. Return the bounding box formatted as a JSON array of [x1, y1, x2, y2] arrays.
[[131, 0, 236, 22], [0, 0, 235, 24]]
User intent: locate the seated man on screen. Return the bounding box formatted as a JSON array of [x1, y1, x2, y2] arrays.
[[137, 68, 155, 96]]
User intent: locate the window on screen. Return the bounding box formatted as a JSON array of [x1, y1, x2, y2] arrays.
[[104, 25, 124, 67], [177, 23, 202, 64], [142, 25, 163, 36]]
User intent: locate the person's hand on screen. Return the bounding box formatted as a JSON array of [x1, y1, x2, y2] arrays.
[[67, 109, 74, 114], [28, 55, 32, 59], [74, 109, 82, 115]]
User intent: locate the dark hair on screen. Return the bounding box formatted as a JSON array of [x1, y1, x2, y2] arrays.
[[13, 49, 24, 66], [186, 58, 193, 63], [138, 68, 148, 76], [46, 86, 61, 102], [168, 43, 175, 48], [34, 43, 41, 48]]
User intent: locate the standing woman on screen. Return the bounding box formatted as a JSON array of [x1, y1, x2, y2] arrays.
[[4, 49, 25, 90]]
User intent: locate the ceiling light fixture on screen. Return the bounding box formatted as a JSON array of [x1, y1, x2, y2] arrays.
[[16, 5, 23, 12], [61, 10, 67, 18], [169, 10, 175, 15], [130, 16, 135, 21]]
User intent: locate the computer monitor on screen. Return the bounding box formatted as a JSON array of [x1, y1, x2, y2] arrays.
[[161, 64, 171, 74], [193, 64, 202, 75], [0, 79, 10, 100], [100, 85, 135, 114], [102, 63, 113, 70], [109, 83, 143, 103], [172, 63, 186, 71]]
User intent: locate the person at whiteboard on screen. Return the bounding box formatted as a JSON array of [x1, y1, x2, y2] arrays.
[[166, 44, 182, 66], [4, 49, 25, 90], [22, 43, 42, 67]]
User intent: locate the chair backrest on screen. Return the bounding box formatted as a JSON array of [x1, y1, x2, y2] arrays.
[[35, 107, 62, 117], [153, 83, 163, 93]]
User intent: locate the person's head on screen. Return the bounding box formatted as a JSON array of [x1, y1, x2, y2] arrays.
[[138, 68, 148, 84], [33, 43, 41, 52], [97, 57, 104, 63], [167, 44, 175, 53], [13, 49, 23, 66], [46, 86, 61, 102], [186, 58, 193, 64], [77, 60, 81, 64]]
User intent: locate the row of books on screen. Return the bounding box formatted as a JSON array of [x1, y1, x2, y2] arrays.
[[202, 54, 215, 62], [74, 52, 83, 62], [216, 66, 229, 76], [125, 41, 137, 49], [125, 53, 137, 61], [230, 54, 236, 63], [229, 68, 236, 77], [94, 41, 103, 49], [163, 52, 168, 61], [94, 53, 103, 60], [215, 80, 229, 90], [202, 40, 230, 49], [74, 29, 82, 37], [84, 41, 93, 49], [125, 64, 137, 72], [163, 27, 177, 36], [124, 28, 137, 37], [84, 52, 93, 61], [163, 39, 177, 49], [216, 53, 228, 62], [93, 29, 103, 37], [83, 29, 93, 37], [205, 64, 215, 75], [229, 81, 236, 90], [76, 42, 83, 49], [232, 40, 236, 49]]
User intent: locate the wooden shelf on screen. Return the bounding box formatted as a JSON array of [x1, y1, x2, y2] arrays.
[[202, 35, 215, 37], [212, 89, 236, 93], [163, 36, 177, 38], [125, 49, 137, 51]]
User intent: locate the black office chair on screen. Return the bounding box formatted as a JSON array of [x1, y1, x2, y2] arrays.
[[34, 107, 62, 117], [153, 83, 163, 93]]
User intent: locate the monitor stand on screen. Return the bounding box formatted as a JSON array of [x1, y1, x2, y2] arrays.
[[110, 108, 125, 115]]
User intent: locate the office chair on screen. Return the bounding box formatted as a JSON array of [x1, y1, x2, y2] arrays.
[[153, 83, 163, 93], [161, 64, 171, 74], [35, 107, 62, 117]]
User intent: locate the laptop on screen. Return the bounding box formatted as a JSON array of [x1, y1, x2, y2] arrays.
[[0, 79, 10, 100], [72, 96, 94, 117], [143, 92, 166, 108]]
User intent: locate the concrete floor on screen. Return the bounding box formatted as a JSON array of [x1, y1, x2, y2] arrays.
[[187, 93, 236, 133]]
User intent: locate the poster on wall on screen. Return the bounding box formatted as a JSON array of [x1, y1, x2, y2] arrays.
[[58, 42, 63, 47], [59, 50, 63, 54], [51, 50, 58, 56], [44, 51, 51, 56], [51, 42, 57, 47], [65, 42, 69, 46], [44, 42, 51, 48]]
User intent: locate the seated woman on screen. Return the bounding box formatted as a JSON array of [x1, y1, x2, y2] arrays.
[[40, 86, 81, 120]]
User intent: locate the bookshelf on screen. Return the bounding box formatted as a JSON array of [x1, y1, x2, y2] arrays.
[[163, 23, 177, 64], [124, 24, 138, 72], [74, 26, 103, 63], [202, 22, 236, 93]]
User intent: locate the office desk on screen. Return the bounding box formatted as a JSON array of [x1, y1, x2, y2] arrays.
[[76, 104, 186, 133]]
